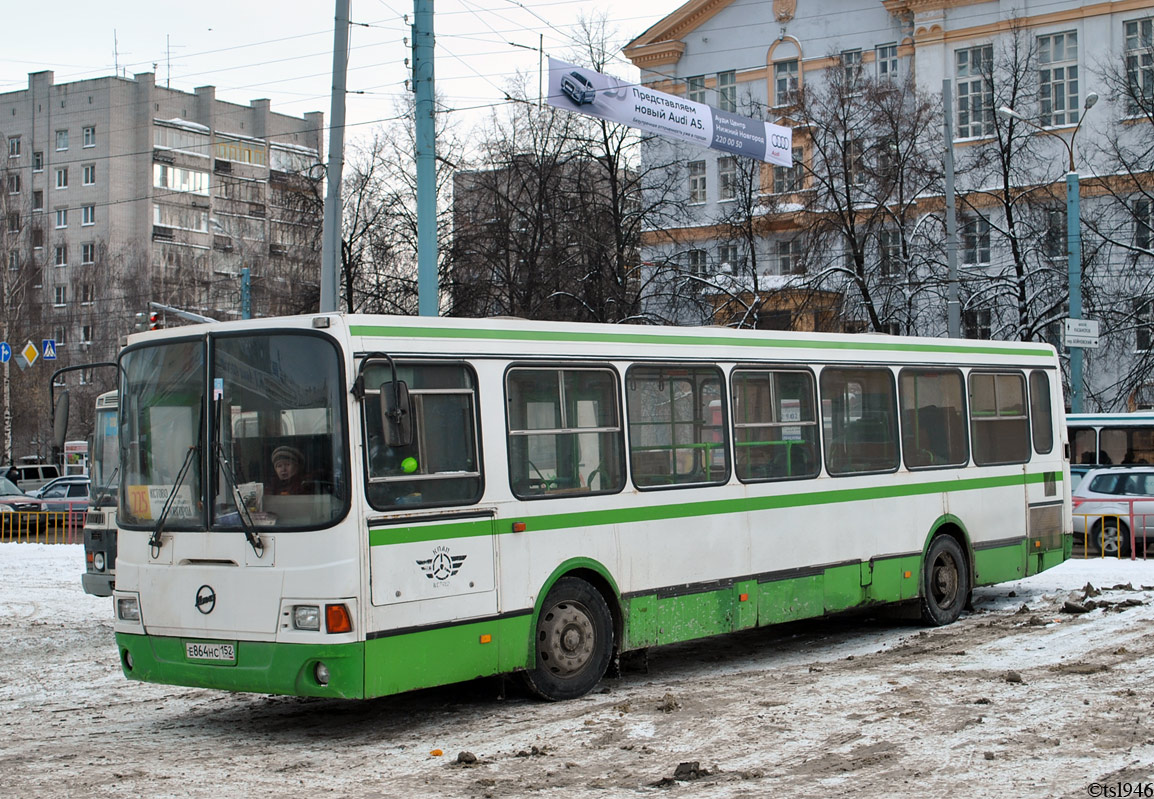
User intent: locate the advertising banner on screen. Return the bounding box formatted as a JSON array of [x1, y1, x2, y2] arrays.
[[547, 58, 792, 167]]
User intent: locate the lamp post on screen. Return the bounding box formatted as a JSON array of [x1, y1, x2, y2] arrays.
[[998, 93, 1098, 412]]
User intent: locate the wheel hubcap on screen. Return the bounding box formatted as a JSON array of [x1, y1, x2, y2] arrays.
[[932, 553, 959, 608], [538, 600, 595, 678]]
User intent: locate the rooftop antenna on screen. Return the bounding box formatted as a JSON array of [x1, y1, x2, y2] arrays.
[[114, 29, 119, 76], [166, 34, 171, 87]]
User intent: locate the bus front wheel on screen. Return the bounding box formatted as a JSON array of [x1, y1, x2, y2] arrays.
[[523, 577, 613, 701], [919, 535, 970, 626]]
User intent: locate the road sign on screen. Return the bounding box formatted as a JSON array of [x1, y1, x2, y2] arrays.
[[1064, 318, 1100, 349], [0, 342, 9, 363], [42, 339, 57, 360], [19, 341, 38, 369]]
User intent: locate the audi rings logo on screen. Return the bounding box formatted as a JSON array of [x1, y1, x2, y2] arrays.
[[195, 585, 217, 615], [770, 133, 790, 149]]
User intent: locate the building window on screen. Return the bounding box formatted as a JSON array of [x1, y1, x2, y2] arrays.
[[83, 164, 96, 185], [687, 75, 706, 104], [81, 324, 92, 343], [718, 156, 737, 201], [1038, 32, 1079, 127], [33, 151, 43, 171], [7, 137, 19, 158], [54, 326, 67, 346], [773, 148, 805, 194], [153, 163, 210, 195], [956, 45, 994, 138], [31, 227, 43, 248], [775, 60, 798, 106], [83, 126, 96, 148], [80, 284, 94, 305], [963, 308, 992, 339], [54, 245, 68, 266], [8, 251, 18, 271], [777, 239, 804, 275], [1125, 17, 1154, 113], [55, 208, 68, 229], [54, 285, 67, 306], [56, 167, 68, 189], [55, 130, 68, 151], [81, 243, 96, 264], [717, 70, 737, 112], [32, 190, 43, 210], [82, 205, 94, 226], [719, 243, 744, 271], [1136, 199, 1154, 250], [879, 229, 901, 276], [841, 49, 863, 86], [687, 249, 708, 277], [962, 215, 991, 264], [688, 160, 707, 204], [1136, 300, 1154, 351], [6, 213, 18, 234], [6, 174, 19, 194], [876, 43, 899, 81]]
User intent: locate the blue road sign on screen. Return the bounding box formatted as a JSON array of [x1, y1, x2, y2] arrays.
[[0, 343, 9, 363], [42, 339, 57, 360]]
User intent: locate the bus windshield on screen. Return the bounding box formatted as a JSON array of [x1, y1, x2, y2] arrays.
[[120, 333, 349, 531], [90, 394, 119, 507]]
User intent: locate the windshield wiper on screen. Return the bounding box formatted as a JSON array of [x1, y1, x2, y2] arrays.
[[148, 446, 197, 556], [91, 466, 118, 510], [213, 441, 264, 558]]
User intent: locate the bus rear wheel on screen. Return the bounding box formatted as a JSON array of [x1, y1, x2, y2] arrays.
[[523, 577, 613, 701], [919, 535, 970, 626]]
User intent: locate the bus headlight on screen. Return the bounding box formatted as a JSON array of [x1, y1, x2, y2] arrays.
[[93, 552, 105, 572], [117, 597, 140, 622], [292, 605, 321, 631]]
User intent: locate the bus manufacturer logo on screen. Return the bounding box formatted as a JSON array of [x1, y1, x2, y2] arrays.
[[417, 546, 467, 582], [195, 585, 217, 614]]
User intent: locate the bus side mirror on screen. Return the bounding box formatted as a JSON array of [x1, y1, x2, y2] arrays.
[[380, 381, 413, 448]]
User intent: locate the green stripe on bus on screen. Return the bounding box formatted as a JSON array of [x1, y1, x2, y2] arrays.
[[349, 324, 1052, 358], [369, 471, 1058, 547]]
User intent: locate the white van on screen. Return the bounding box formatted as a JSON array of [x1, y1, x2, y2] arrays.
[[8, 463, 62, 493]]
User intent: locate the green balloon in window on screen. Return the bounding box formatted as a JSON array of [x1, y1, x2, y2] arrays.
[[401, 457, 418, 474]]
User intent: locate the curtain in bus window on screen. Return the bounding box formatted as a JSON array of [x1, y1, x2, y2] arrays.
[[969, 372, 1029, 465], [821, 368, 899, 475], [507, 367, 624, 498], [899, 369, 968, 469], [362, 362, 482, 510], [626, 365, 728, 487], [1029, 371, 1054, 454], [119, 340, 205, 528], [731, 369, 819, 481]]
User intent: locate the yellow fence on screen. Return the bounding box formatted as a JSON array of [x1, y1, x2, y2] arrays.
[[1073, 510, 1148, 560], [0, 511, 84, 544]]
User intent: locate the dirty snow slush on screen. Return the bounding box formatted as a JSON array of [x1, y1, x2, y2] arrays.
[[3, 544, 1154, 798]]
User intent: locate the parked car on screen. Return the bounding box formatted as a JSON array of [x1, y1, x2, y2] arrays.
[[0, 476, 45, 532], [1072, 466, 1154, 555], [7, 463, 62, 493], [32, 475, 89, 528]]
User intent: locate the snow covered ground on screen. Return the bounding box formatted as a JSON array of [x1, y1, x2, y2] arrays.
[[3, 543, 1154, 797]]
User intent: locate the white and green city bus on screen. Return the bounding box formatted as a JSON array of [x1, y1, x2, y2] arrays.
[[112, 314, 1071, 701], [82, 390, 119, 596]]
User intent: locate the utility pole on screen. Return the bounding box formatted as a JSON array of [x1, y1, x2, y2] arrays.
[[320, 0, 350, 313], [413, 0, 438, 316], [943, 80, 960, 338]]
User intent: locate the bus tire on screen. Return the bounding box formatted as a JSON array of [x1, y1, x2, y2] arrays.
[[919, 535, 970, 626], [523, 577, 614, 702]]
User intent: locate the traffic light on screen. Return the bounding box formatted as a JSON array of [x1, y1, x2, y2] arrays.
[[148, 311, 160, 331], [134, 312, 147, 332]]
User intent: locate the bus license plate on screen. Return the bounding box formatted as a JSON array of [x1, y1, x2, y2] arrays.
[[185, 642, 236, 662]]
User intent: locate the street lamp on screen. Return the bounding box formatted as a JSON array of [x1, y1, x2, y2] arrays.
[[997, 92, 1098, 413]]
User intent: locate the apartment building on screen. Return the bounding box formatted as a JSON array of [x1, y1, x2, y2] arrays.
[[0, 70, 323, 454]]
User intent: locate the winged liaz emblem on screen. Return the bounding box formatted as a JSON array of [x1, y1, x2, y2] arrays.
[[417, 548, 467, 581]]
